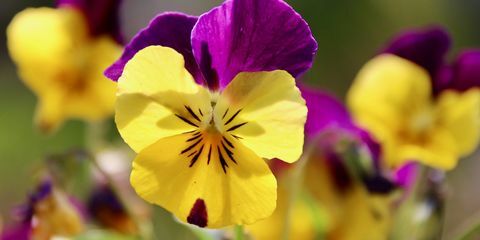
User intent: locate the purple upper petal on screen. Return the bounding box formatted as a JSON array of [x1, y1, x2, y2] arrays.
[[301, 85, 381, 164], [301, 86, 356, 139], [104, 13, 201, 82], [191, 0, 318, 90], [57, 0, 123, 43], [443, 50, 480, 92], [382, 27, 451, 79]]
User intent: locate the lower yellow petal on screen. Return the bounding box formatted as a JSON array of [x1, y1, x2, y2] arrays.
[[215, 71, 307, 163], [35, 90, 66, 133], [130, 133, 277, 228], [436, 88, 480, 157]]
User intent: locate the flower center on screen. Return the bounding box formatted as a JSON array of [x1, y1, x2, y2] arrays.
[[174, 101, 248, 173]]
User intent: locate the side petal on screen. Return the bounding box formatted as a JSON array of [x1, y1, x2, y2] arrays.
[[445, 50, 480, 92], [7, 7, 88, 93], [436, 89, 480, 157], [215, 71, 307, 163], [347, 54, 432, 140], [191, 0, 317, 89], [116, 46, 210, 152], [63, 37, 121, 121], [382, 27, 450, 79], [57, 0, 123, 43], [300, 85, 356, 138], [105, 13, 201, 82], [130, 134, 277, 228]]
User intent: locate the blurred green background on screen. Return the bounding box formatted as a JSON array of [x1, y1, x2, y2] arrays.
[[1, 0, 480, 239]]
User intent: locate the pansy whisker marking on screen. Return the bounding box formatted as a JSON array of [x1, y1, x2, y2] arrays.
[[222, 108, 229, 119], [189, 145, 204, 167], [207, 145, 212, 164], [181, 138, 202, 154], [225, 109, 242, 125], [185, 105, 201, 122], [175, 114, 198, 127], [227, 122, 247, 132], [187, 134, 202, 142]]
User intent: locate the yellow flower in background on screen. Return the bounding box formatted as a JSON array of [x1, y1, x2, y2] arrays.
[[304, 150, 394, 240], [7, 1, 122, 133], [348, 54, 480, 170], [246, 164, 317, 240]]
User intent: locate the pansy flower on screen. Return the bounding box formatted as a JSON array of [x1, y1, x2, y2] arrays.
[[348, 27, 480, 170], [7, 0, 123, 133], [0, 181, 84, 240], [301, 86, 397, 240], [105, 0, 317, 228]]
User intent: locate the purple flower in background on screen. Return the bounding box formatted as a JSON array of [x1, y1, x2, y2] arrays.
[[56, 0, 123, 43], [0, 181, 84, 240], [301, 85, 396, 194], [87, 186, 137, 234], [382, 26, 480, 94]]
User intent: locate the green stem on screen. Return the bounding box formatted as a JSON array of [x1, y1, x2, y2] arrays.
[[234, 225, 245, 240], [281, 137, 318, 240], [85, 122, 150, 239]]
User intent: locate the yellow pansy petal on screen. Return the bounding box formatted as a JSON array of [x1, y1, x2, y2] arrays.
[[397, 127, 457, 169], [35, 90, 66, 133], [436, 88, 480, 157], [347, 54, 432, 135], [247, 180, 316, 240], [130, 133, 276, 228], [215, 71, 307, 163], [7, 7, 87, 93], [63, 37, 120, 120], [116, 46, 211, 152]]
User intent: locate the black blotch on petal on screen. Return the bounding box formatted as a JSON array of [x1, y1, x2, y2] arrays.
[[187, 198, 208, 228]]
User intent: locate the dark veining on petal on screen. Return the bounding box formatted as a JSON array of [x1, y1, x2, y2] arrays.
[[207, 145, 212, 164], [221, 141, 237, 164], [187, 151, 197, 157], [185, 105, 201, 122], [181, 138, 202, 154], [199, 108, 203, 116], [182, 130, 197, 134], [222, 136, 234, 148], [225, 109, 242, 125], [199, 42, 219, 90], [189, 145, 204, 167], [187, 199, 208, 227], [187, 134, 202, 142], [222, 108, 229, 119], [227, 122, 248, 132], [232, 134, 243, 140], [175, 114, 198, 127], [217, 146, 229, 174]]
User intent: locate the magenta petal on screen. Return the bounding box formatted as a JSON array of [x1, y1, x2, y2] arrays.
[[301, 85, 381, 165], [0, 223, 31, 240], [191, 0, 318, 89], [382, 27, 451, 78], [104, 13, 200, 82], [301, 86, 355, 139], [57, 0, 123, 43], [446, 50, 480, 91], [394, 162, 419, 190]]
